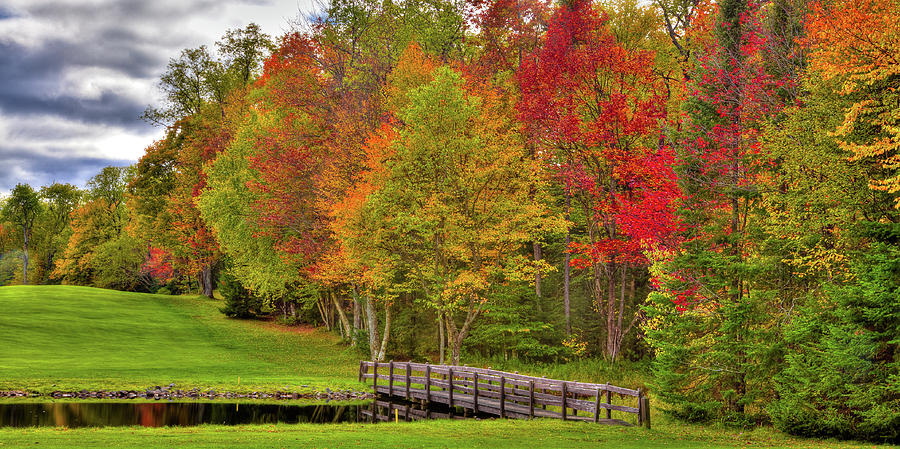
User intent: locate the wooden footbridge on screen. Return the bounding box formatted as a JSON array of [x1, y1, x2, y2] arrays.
[[359, 361, 650, 427]]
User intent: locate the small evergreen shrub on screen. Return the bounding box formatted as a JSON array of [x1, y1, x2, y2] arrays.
[[219, 270, 262, 318]]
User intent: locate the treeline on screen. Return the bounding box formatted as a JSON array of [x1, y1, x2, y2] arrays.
[[1, 0, 897, 441]]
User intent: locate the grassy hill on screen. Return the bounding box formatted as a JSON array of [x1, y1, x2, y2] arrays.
[[0, 285, 361, 393]]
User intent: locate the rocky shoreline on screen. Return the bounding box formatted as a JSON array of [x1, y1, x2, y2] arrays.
[[0, 386, 373, 401]]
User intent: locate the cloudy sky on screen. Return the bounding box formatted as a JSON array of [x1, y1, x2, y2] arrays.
[[0, 0, 316, 195]]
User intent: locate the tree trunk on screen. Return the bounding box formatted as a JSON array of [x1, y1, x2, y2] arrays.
[[449, 324, 472, 366], [316, 295, 331, 330], [564, 193, 571, 336], [614, 265, 627, 361], [330, 291, 352, 339], [447, 298, 484, 365], [533, 242, 542, 297], [606, 265, 617, 360], [375, 302, 391, 361], [438, 312, 446, 365], [365, 295, 380, 361], [199, 264, 214, 298], [351, 287, 362, 344], [22, 228, 29, 285]]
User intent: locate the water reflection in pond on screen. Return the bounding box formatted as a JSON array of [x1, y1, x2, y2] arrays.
[[0, 402, 361, 428], [0, 398, 481, 428]]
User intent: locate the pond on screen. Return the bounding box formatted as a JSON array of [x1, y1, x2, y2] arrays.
[[0, 399, 480, 428]]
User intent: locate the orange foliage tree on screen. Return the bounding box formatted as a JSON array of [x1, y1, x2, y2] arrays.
[[805, 0, 900, 207]]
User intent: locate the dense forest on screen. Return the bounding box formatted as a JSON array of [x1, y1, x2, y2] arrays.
[[1, 0, 897, 441]]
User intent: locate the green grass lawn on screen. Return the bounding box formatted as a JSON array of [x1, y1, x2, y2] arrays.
[[0, 419, 891, 449], [0, 285, 361, 393], [0, 285, 894, 449]]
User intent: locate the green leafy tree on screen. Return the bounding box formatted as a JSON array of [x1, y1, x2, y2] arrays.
[[91, 234, 151, 291], [36, 183, 82, 283], [772, 223, 900, 443], [2, 184, 42, 285]]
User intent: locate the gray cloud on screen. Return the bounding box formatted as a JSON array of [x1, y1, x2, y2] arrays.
[[0, 148, 133, 192], [0, 0, 309, 194]]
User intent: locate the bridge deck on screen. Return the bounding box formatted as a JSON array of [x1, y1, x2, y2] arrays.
[[359, 361, 649, 427]]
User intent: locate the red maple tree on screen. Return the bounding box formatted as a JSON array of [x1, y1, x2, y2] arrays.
[[518, 0, 681, 360]]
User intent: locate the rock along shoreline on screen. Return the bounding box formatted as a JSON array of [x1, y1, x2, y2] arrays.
[[0, 386, 373, 401]]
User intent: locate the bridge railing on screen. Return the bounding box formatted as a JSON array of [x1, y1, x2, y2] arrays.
[[358, 360, 650, 427]]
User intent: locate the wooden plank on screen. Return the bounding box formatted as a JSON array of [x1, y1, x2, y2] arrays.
[[448, 367, 454, 406], [405, 362, 411, 399], [425, 365, 431, 403], [430, 365, 450, 375], [567, 397, 639, 414], [529, 380, 535, 419], [641, 396, 651, 429], [500, 376, 506, 418], [606, 386, 612, 420], [637, 388, 643, 427], [389, 361, 394, 396], [473, 372, 479, 412], [437, 365, 639, 396], [387, 387, 635, 425]]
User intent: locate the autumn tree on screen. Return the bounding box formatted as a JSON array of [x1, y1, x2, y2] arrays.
[[1, 184, 42, 285], [519, 0, 679, 361], [133, 24, 272, 297], [54, 166, 149, 290], [342, 64, 561, 364], [756, 71, 900, 442], [240, 0, 470, 338], [804, 0, 900, 208], [752, 0, 900, 438], [642, 0, 805, 423]]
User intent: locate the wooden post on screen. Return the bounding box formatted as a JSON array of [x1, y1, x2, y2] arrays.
[[405, 362, 411, 399], [373, 362, 378, 392], [425, 365, 431, 404], [606, 383, 612, 419], [448, 367, 454, 406], [637, 388, 643, 427], [561, 382, 567, 421], [541, 376, 547, 410], [358, 360, 364, 383], [389, 361, 394, 396], [473, 372, 479, 412], [594, 386, 602, 423], [529, 380, 535, 419], [641, 396, 651, 429], [500, 376, 506, 418]]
